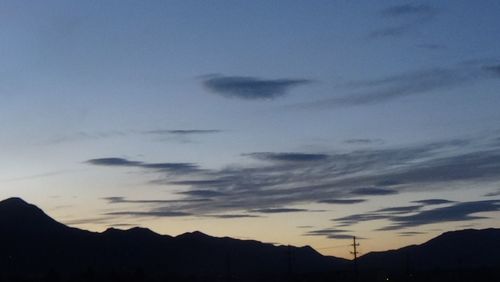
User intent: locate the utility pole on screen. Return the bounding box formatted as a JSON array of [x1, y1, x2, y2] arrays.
[[350, 236, 360, 282]]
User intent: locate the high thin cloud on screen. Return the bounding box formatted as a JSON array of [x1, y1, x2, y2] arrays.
[[344, 139, 384, 145], [144, 129, 223, 143], [87, 158, 201, 174], [87, 134, 500, 220], [47, 129, 222, 145], [209, 214, 261, 219], [351, 187, 397, 196], [370, 3, 438, 38], [297, 61, 500, 109], [250, 208, 312, 214], [103, 196, 211, 204], [317, 199, 366, 205], [105, 210, 192, 218], [411, 199, 455, 205], [145, 129, 222, 135], [202, 75, 312, 100], [246, 152, 329, 162], [303, 228, 357, 240], [386, 200, 500, 230], [333, 200, 500, 232]]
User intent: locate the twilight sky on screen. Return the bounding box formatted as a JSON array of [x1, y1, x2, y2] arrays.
[[2, 0, 500, 258]]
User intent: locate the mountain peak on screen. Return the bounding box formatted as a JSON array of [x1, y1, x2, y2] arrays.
[[0, 197, 43, 215], [177, 230, 211, 239], [104, 226, 164, 238], [0, 197, 64, 231], [0, 197, 30, 207]]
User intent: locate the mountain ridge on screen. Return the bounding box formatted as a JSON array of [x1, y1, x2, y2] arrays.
[[1, 197, 500, 280]]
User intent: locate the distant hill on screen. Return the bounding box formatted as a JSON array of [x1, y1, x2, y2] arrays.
[[358, 228, 500, 272], [1, 197, 500, 281], [0, 197, 347, 279]]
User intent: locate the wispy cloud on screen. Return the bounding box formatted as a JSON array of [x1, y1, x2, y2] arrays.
[[380, 4, 436, 18], [105, 210, 192, 218], [351, 187, 398, 196], [245, 152, 329, 162], [333, 200, 500, 231], [88, 134, 500, 221], [202, 75, 312, 100], [411, 199, 455, 205], [103, 196, 211, 204], [296, 62, 500, 108], [144, 129, 223, 143], [370, 3, 438, 38], [386, 200, 500, 230], [374, 205, 422, 214], [344, 139, 384, 145], [46, 129, 222, 145], [484, 189, 500, 197], [87, 158, 201, 174], [145, 129, 222, 135], [317, 199, 367, 205], [250, 208, 313, 214], [304, 228, 357, 239], [208, 214, 261, 219], [398, 231, 425, 237]]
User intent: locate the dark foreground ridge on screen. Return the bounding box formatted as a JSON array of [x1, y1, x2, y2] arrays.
[[1, 197, 499, 282]]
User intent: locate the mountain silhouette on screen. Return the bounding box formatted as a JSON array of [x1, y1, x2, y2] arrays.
[[358, 228, 500, 271], [1, 197, 500, 282], [0, 197, 347, 280]]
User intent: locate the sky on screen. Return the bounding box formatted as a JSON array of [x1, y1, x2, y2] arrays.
[[1, 0, 500, 258]]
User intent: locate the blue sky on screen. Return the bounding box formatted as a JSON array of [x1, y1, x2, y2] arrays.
[[1, 1, 500, 257]]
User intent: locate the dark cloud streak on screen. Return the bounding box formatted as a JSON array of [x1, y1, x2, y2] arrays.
[[203, 75, 312, 100]]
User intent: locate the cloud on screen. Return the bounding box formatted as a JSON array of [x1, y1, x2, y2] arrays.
[[86, 157, 201, 174], [102, 196, 211, 204], [374, 205, 422, 214], [380, 4, 436, 18], [246, 152, 329, 162], [177, 190, 226, 197], [46, 129, 222, 145], [303, 228, 358, 240], [370, 4, 438, 38], [87, 158, 142, 167], [327, 234, 359, 239], [105, 210, 192, 218], [484, 189, 500, 197], [334, 200, 500, 231], [296, 62, 500, 109], [344, 139, 384, 145], [208, 214, 261, 219], [416, 43, 446, 50], [145, 129, 222, 135], [89, 135, 500, 221], [351, 187, 398, 196], [317, 199, 367, 204], [386, 200, 500, 230], [45, 131, 128, 145], [411, 199, 455, 205], [202, 75, 312, 100], [483, 64, 500, 76], [398, 231, 425, 237], [63, 217, 113, 226], [304, 228, 349, 236], [334, 214, 390, 226], [250, 208, 311, 214], [168, 179, 233, 186]]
